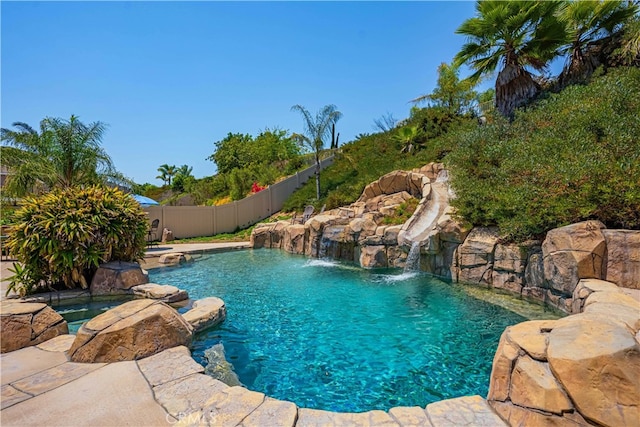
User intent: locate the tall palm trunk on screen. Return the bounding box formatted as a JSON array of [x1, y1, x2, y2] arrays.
[[314, 151, 321, 200], [495, 55, 540, 117]]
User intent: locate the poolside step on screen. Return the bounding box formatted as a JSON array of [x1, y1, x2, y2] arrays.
[[131, 283, 188, 303], [182, 297, 226, 332]]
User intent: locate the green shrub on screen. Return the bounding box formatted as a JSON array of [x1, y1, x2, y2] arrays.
[[5, 186, 148, 296], [447, 67, 640, 241], [382, 198, 420, 225]]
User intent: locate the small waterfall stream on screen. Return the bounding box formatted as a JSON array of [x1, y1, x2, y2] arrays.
[[404, 241, 421, 272]]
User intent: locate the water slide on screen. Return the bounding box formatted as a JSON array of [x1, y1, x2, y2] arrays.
[[397, 170, 451, 248]]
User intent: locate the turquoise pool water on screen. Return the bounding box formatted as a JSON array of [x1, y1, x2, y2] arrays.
[[147, 249, 531, 412]]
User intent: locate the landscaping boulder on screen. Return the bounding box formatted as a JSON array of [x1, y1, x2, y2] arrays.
[[282, 224, 306, 255], [90, 261, 149, 296], [547, 316, 640, 426], [0, 301, 68, 353], [602, 229, 640, 289], [161, 228, 174, 243], [542, 220, 606, 296], [359, 245, 387, 268], [68, 299, 193, 363], [130, 283, 189, 303], [452, 227, 499, 285], [158, 252, 192, 265], [488, 288, 640, 426], [182, 297, 227, 332]]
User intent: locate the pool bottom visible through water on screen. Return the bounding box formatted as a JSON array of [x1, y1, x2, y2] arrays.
[[143, 249, 538, 413]]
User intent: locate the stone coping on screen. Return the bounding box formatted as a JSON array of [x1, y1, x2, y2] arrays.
[[0, 341, 506, 426]]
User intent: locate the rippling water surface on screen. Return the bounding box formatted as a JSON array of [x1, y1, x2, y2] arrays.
[[145, 249, 558, 412]]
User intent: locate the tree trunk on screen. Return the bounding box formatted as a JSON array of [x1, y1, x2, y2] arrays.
[[495, 63, 540, 117], [314, 152, 321, 200]]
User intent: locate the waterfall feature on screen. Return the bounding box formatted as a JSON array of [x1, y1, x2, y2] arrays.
[[404, 241, 421, 272]]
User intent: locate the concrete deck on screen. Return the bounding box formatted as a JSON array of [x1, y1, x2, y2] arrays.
[[0, 336, 506, 427]]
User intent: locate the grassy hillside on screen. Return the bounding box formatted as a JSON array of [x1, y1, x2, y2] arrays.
[[283, 111, 474, 211], [284, 67, 640, 242]]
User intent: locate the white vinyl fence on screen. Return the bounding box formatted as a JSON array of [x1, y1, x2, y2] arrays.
[[144, 156, 334, 239]]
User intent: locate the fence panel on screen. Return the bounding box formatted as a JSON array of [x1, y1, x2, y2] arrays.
[[237, 189, 270, 229], [214, 203, 237, 234], [162, 206, 214, 239], [143, 155, 334, 238]]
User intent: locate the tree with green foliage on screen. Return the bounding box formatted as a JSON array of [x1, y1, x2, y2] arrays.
[[558, 0, 638, 86], [207, 129, 300, 175], [207, 133, 253, 174], [291, 104, 342, 200], [156, 164, 177, 186], [171, 164, 195, 193], [446, 67, 640, 241], [411, 62, 478, 116], [455, 0, 565, 117], [5, 185, 148, 296], [615, 9, 640, 65], [393, 126, 422, 154], [1, 115, 127, 197]]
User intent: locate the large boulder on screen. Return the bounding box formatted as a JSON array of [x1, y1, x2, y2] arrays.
[[547, 316, 640, 426], [542, 220, 606, 296], [0, 301, 69, 353], [282, 224, 306, 255], [452, 227, 499, 285], [158, 252, 192, 265], [488, 285, 640, 426], [68, 299, 193, 363], [602, 229, 640, 289], [182, 297, 227, 332], [492, 243, 530, 295], [250, 222, 287, 249], [90, 261, 149, 296], [130, 283, 189, 303], [359, 245, 388, 268]]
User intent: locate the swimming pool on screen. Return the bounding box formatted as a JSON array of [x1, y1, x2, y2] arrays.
[[148, 249, 554, 413]]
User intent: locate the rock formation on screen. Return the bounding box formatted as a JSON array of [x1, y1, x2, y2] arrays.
[[251, 164, 450, 269], [90, 261, 149, 296], [251, 163, 640, 314], [68, 299, 193, 363], [182, 297, 227, 332], [0, 301, 68, 353], [487, 278, 640, 426]]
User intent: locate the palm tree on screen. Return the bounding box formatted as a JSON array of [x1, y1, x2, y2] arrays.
[[176, 164, 193, 179], [393, 126, 421, 154], [454, 0, 565, 117], [156, 164, 177, 186], [1, 115, 122, 197], [558, 0, 638, 86], [291, 104, 342, 199]]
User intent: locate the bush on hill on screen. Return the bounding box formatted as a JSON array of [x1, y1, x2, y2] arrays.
[[446, 67, 640, 241]]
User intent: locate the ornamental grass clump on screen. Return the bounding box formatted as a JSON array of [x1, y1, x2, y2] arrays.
[[5, 185, 148, 296]]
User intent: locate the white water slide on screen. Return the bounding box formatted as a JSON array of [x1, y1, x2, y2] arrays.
[[398, 170, 452, 248]]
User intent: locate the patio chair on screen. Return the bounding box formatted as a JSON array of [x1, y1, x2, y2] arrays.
[[147, 219, 160, 247], [291, 205, 315, 224]]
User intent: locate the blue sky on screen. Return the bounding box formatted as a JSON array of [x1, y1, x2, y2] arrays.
[[3, 1, 486, 184]]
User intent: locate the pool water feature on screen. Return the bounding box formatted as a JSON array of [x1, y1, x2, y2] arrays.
[[148, 249, 557, 413]]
